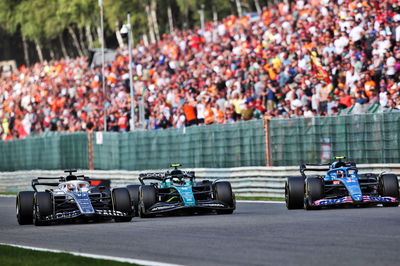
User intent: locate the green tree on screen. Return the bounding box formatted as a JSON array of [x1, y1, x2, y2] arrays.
[[103, 0, 147, 46]]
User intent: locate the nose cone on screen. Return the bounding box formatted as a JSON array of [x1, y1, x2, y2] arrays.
[[352, 194, 363, 202]]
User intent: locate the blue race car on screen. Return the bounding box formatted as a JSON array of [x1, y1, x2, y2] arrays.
[[285, 157, 399, 210], [126, 164, 235, 217]]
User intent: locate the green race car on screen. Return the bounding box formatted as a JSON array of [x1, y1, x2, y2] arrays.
[[127, 164, 236, 217]]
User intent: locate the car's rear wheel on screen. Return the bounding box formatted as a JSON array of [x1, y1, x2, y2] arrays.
[[214, 182, 235, 214], [33, 192, 53, 226], [379, 174, 399, 207], [126, 185, 140, 216], [305, 177, 324, 210], [16, 191, 35, 225], [285, 176, 305, 209], [113, 188, 133, 222], [139, 185, 157, 218]]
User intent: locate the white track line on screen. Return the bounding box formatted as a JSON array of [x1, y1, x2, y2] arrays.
[[0, 195, 16, 198], [0, 242, 183, 266]]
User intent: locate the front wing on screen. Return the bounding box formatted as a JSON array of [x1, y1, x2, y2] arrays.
[[43, 209, 132, 222], [144, 200, 235, 215], [312, 195, 398, 207]]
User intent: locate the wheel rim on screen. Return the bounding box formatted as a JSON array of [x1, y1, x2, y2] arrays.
[[33, 205, 36, 224], [285, 183, 289, 206], [33, 202, 39, 224], [16, 196, 20, 217], [139, 205, 143, 217], [112, 192, 116, 210]]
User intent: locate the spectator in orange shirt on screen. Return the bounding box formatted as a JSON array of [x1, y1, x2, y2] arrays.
[[204, 101, 215, 125], [215, 104, 225, 124], [338, 90, 352, 109], [364, 74, 376, 98], [183, 102, 197, 126]]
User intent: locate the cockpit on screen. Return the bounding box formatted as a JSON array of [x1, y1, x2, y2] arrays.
[[59, 180, 90, 193], [327, 168, 358, 179]]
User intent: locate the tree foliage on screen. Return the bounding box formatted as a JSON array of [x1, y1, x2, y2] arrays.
[[0, 0, 264, 63], [103, 0, 147, 39]]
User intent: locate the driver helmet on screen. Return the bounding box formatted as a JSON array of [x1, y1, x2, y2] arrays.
[[78, 182, 88, 190], [337, 170, 344, 178], [67, 183, 76, 192], [170, 169, 182, 177]]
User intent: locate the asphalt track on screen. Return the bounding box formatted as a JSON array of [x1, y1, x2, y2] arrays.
[[1, 197, 400, 266]]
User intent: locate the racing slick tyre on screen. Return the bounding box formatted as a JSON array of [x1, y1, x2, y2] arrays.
[[112, 188, 133, 222], [139, 185, 157, 218], [304, 177, 324, 210], [214, 182, 235, 214], [379, 174, 399, 207], [33, 192, 53, 226], [16, 191, 35, 225], [285, 176, 305, 210], [127, 185, 140, 216]]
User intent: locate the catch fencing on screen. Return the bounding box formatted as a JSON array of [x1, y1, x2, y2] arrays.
[[269, 112, 400, 166], [0, 132, 88, 171], [0, 120, 265, 171], [93, 120, 265, 170], [0, 112, 400, 171]]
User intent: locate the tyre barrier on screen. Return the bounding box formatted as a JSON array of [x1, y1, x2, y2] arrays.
[[1, 164, 400, 199]]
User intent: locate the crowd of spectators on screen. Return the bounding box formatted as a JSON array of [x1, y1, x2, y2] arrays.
[[1, 0, 400, 140]]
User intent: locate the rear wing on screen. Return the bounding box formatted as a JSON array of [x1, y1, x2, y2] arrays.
[[32, 177, 61, 192], [139, 171, 195, 185], [165, 171, 195, 178], [300, 163, 331, 178], [31, 175, 104, 192], [139, 173, 165, 185]]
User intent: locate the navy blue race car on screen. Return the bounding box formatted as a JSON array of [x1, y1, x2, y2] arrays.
[[17, 170, 134, 225], [285, 157, 399, 210], [126, 164, 235, 217]]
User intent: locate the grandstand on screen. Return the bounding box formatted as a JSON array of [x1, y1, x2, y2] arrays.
[[0, 0, 399, 141]]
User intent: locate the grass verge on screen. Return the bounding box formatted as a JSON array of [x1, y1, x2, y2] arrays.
[[0, 191, 17, 195], [236, 196, 284, 201], [0, 244, 139, 266]]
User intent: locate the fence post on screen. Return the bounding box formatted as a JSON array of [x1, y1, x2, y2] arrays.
[[264, 116, 271, 166], [87, 130, 94, 170]]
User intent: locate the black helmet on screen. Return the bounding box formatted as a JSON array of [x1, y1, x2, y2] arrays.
[[170, 169, 182, 176]]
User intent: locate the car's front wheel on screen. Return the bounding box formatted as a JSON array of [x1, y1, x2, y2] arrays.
[[379, 174, 399, 207], [285, 176, 304, 210], [33, 192, 53, 226], [16, 191, 34, 225], [139, 185, 157, 218], [113, 188, 133, 222], [304, 177, 324, 210], [126, 185, 140, 216], [214, 182, 235, 214]]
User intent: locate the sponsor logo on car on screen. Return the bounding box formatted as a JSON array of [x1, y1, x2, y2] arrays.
[[367, 196, 394, 202], [315, 198, 346, 205], [45, 210, 81, 220], [151, 206, 176, 211], [200, 203, 225, 207], [95, 209, 126, 216]]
